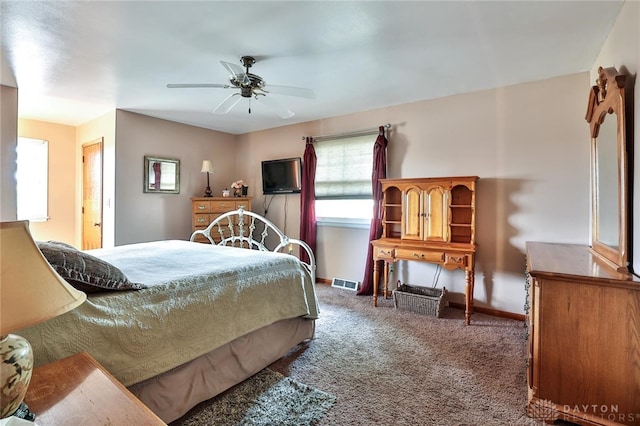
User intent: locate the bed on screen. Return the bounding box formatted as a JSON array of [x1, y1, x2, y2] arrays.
[[19, 208, 318, 423]]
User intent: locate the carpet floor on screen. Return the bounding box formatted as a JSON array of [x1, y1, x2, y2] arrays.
[[268, 284, 540, 426]]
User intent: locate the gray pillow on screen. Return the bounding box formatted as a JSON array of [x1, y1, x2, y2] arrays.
[[37, 241, 146, 293]]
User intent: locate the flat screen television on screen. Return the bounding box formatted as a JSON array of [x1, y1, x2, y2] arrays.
[[261, 157, 302, 195]]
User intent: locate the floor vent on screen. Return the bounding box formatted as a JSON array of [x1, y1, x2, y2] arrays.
[[331, 278, 360, 291]]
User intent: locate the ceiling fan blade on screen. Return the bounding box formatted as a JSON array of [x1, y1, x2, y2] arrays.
[[262, 84, 316, 99], [255, 95, 295, 119], [212, 93, 242, 115], [220, 61, 249, 85], [167, 83, 227, 88]]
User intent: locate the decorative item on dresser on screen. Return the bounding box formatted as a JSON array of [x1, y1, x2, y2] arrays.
[[231, 179, 248, 197], [191, 196, 251, 243], [200, 160, 215, 197], [370, 176, 478, 324]]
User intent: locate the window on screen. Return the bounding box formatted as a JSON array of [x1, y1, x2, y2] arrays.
[[314, 133, 376, 227], [16, 137, 48, 221]]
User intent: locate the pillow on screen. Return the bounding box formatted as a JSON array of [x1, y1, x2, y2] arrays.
[[37, 241, 146, 293], [43, 240, 77, 250]]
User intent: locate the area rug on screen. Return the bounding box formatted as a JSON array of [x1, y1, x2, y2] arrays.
[[171, 369, 337, 426]]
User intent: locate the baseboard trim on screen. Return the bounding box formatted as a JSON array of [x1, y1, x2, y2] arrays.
[[317, 277, 524, 322], [448, 302, 525, 322]]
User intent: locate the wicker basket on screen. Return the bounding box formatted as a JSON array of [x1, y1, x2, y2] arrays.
[[392, 283, 447, 317]]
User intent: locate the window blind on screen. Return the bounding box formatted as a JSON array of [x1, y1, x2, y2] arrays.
[[314, 133, 375, 200]]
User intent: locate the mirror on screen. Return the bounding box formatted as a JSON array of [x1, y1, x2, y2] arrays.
[[585, 67, 629, 273], [595, 114, 619, 248], [144, 156, 180, 194]]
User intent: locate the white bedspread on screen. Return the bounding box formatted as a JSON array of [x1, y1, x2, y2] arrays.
[[19, 240, 318, 386]]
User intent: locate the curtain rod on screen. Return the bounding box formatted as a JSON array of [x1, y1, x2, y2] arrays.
[[302, 123, 391, 142]]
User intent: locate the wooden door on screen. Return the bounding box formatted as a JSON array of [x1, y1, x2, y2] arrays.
[[402, 187, 423, 240], [424, 186, 449, 242], [82, 140, 103, 249]]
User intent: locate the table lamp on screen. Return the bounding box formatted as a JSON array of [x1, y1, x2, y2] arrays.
[[0, 221, 86, 420], [201, 160, 214, 197]]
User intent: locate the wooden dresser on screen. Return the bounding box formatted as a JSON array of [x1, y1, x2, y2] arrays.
[[526, 242, 640, 425], [371, 176, 478, 324], [191, 197, 251, 243]]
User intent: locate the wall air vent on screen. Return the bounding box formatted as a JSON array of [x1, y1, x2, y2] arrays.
[[331, 278, 360, 291]]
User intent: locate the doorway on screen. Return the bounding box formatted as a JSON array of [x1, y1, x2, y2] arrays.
[[82, 139, 103, 249]]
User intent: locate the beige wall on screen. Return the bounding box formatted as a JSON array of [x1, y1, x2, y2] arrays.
[[237, 72, 590, 314], [592, 0, 639, 273], [18, 119, 77, 243], [3, 3, 637, 314], [0, 85, 18, 221], [113, 111, 237, 245]]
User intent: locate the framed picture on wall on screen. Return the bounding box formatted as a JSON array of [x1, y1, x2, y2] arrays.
[[144, 156, 180, 194]]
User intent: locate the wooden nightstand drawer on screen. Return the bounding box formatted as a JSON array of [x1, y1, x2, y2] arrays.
[[395, 248, 444, 262]]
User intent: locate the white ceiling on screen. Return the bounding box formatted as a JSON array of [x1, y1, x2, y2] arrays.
[[1, 1, 623, 135]]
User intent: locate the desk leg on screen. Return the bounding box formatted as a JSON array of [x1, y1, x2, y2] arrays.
[[465, 268, 475, 325], [373, 260, 379, 307], [383, 261, 389, 299]]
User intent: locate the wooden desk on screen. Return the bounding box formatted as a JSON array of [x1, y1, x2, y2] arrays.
[[372, 177, 478, 325], [372, 238, 476, 324], [23, 352, 165, 425]]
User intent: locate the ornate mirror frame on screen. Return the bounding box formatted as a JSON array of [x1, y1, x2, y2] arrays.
[[585, 66, 629, 273]]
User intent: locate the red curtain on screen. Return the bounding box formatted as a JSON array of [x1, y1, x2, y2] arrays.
[[299, 138, 317, 265], [358, 126, 388, 295]]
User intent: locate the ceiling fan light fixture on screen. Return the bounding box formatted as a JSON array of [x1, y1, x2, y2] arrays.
[[169, 55, 313, 117]]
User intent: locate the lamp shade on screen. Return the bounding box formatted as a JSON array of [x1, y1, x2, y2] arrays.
[[201, 160, 214, 174], [0, 221, 86, 335]]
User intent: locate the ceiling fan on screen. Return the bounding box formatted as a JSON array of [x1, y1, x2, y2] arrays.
[[167, 56, 316, 118]]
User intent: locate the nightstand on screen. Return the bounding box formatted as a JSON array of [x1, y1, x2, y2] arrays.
[[23, 352, 165, 425]]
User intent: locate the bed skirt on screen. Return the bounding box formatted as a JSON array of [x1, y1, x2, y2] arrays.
[[128, 317, 315, 423]]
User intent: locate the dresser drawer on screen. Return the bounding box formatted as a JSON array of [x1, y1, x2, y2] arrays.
[[193, 213, 213, 228], [192, 200, 211, 213], [395, 248, 444, 262], [235, 200, 250, 210], [374, 246, 395, 260], [210, 200, 237, 213]]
